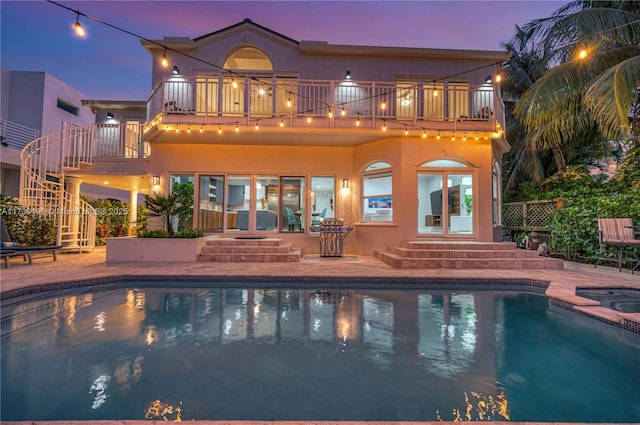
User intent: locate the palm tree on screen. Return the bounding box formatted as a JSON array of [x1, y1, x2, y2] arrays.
[[144, 189, 193, 235], [514, 1, 640, 172]]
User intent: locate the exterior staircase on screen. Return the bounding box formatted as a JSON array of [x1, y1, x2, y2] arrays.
[[197, 237, 301, 262], [375, 241, 563, 269], [20, 123, 97, 251]]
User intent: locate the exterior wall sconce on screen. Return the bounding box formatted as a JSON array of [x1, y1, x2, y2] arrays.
[[172, 66, 180, 75], [106, 112, 114, 119], [485, 75, 492, 84], [152, 176, 160, 185], [342, 179, 349, 189], [345, 70, 351, 79]]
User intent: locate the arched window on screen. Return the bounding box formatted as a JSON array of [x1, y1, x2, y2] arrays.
[[223, 47, 273, 71], [362, 162, 392, 222]]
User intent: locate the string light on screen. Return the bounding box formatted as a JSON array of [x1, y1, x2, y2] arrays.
[[255, 122, 260, 130], [175, 126, 179, 133], [437, 131, 441, 140], [356, 114, 360, 126], [199, 126, 203, 133], [280, 119, 284, 127], [287, 97, 292, 108], [484, 132, 488, 140], [231, 79, 238, 89], [380, 99, 387, 110], [404, 126, 408, 136], [451, 133, 455, 141], [258, 86, 265, 96], [382, 121, 387, 132], [341, 107, 346, 116], [307, 116, 312, 123], [235, 124, 239, 132], [422, 130, 427, 138], [463, 132, 467, 141], [475, 133, 479, 140], [218, 125, 222, 134], [328, 108, 333, 118], [74, 12, 86, 37], [161, 48, 168, 68], [187, 126, 191, 133], [578, 48, 588, 60]]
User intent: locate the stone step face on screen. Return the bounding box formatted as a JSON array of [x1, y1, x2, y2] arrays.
[[401, 241, 518, 251], [198, 237, 300, 262], [375, 240, 563, 269], [197, 250, 301, 262], [375, 251, 563, 269], [389, 246, 542, 259]]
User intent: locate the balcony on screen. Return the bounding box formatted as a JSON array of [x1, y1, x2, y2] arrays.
[[147, 76, 504, 133]]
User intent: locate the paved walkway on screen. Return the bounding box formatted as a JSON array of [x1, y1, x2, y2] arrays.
[[1, 246, 638, 326]]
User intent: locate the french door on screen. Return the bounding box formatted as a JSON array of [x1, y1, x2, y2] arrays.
[[418, 172, 474, 236]]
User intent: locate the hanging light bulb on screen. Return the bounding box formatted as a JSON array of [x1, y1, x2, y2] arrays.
[[475, 133, 479, 140], [199, 126, 204, 133], [436, 131, 441, 140], [307, 116, 312, 123], [463, 133, 467, 141], [161, 49, 168, 68], [577, 48, 588, 60], [218, 125, 222, 134], [187, 126, 191, 133], [255, 122, 260, 130], [380, 99, 387, 110], [382, 121, 387, 132], [74, 12, 86, 37], [495, 73, 502, 83], [404, 126, 409, 136], [484, 132, 488, 140], [433, 83, 438, 97], [231, 79, 238, 89], [422, 130, 427, 138], [328, 108, 333, 118], [280, 119, 284, 127], [235, 124, 239, 132], [341, 107, 346, 116], [175, 127, 180, 133], [259, 86, 265, 96], [287, 97, 292, 108], [356, 114, 360, 126]]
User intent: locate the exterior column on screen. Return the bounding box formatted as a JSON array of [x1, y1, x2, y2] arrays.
[[129, 190, 138, 235], [64, 176, 82, 248]]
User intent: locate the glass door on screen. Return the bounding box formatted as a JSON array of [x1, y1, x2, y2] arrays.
[[226, 176, 249, 233], [418, 173, 474, 236], [255, 176, 279, 232]]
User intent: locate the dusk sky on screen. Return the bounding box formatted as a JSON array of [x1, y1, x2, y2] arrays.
[[2, 0, 566, 100]]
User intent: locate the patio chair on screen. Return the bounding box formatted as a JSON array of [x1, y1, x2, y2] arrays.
[[285, 207, 301, 231], [311, 208, 327, 226], [594, 218, 640, 274], [0, 219, 62, 265]]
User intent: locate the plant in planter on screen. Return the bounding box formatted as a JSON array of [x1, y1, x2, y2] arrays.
[[144, 186, 193, 235]]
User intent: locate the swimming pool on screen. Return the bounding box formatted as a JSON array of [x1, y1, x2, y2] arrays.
[[1, 285, 639, 422]]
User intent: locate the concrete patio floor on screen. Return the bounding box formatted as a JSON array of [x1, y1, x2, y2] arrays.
[[1, 247, 639, 425]]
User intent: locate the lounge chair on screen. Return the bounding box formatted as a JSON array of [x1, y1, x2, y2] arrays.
[[0, 219, 62, 265], [594, 218, 640, 274]]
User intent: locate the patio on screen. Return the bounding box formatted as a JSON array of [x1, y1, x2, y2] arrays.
[[1, 247, 638, 331]]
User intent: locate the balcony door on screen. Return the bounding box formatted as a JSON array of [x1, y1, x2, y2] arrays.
[[225, 175, 278, 234]]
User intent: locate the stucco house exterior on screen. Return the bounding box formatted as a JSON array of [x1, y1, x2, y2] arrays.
[[19, 19, 511, 256]]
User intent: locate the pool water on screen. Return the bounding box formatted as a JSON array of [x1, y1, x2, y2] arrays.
[[1, 286, 639, 422]]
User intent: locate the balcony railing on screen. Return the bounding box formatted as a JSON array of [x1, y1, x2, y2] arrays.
[[1, 119, 40, 150], [94, 123, 149, 159], [148, 76, 503, 130]]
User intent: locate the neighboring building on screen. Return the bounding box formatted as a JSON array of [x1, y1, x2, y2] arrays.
[[19, 19, 510, 255], [1, 68, 94, 197]]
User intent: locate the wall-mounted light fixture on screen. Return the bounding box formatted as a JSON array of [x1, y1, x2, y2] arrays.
[[152, 176, 160, 185], [342, 179, 349, 189], [485, 75, 492, 84], [106, 112, 114, 120], [172, 66, 180, 75], [345, 70, 351, 79]]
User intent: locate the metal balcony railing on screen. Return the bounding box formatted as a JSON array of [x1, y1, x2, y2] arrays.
[[0, 119, 40, 150], [147, 76, 504, 130]]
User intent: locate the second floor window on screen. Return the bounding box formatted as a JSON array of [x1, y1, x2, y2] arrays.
[[57, 99, 79, 116]]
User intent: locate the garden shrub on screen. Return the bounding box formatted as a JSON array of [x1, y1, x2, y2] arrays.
[[0, 196, 56, 246]]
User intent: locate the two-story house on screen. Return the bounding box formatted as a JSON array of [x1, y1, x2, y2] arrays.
[[21, 19, 509, 256]]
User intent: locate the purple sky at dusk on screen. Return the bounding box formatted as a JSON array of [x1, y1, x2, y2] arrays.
[[1, 0, 566, 100]]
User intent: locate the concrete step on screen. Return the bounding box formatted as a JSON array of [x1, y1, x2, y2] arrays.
[[401, 241, 518, 250], [375, 250, 563, 269], [197, 250, 301, 262], [198, 237, 301, 262], [200, 244, 294, 254], [389, 246, 542, 259]]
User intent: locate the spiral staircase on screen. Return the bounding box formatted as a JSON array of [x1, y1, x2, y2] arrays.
[[20, 123, 97, 251]]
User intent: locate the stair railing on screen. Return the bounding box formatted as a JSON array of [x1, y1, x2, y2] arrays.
[[20, 124, 97, 251]]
